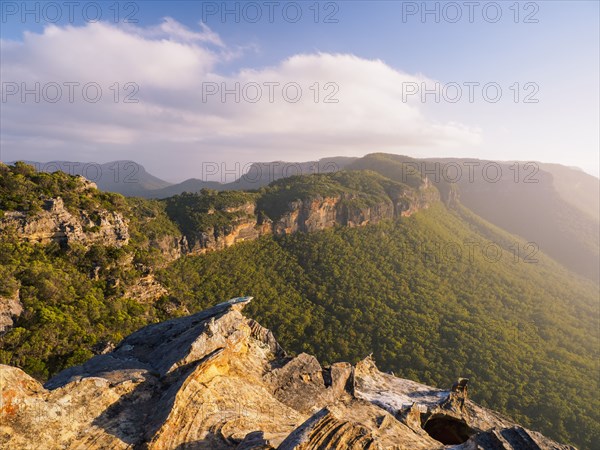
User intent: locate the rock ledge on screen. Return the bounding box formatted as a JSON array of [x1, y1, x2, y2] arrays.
[[0, 298, 576, 449]]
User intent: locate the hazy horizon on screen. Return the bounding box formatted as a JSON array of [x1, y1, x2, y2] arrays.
[[1, 1, 598, 180], [3, 151, 599, 184]]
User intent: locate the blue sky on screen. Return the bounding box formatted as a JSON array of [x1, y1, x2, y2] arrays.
[[1, 1, 598, 180]]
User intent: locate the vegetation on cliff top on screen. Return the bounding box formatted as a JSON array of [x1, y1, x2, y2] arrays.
[[0, 162, 127, 217], [164, 189, 258, 241], [256, 170, 416, 221]]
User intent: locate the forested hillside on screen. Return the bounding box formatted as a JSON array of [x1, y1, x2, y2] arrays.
[[157, 204, 598, 449], [349, 153, 600, 282], [0, 162, 598, 448]]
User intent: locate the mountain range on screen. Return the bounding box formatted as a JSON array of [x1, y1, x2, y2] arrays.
[[14, 154, 600, 283], [0, 154, 598, 448]]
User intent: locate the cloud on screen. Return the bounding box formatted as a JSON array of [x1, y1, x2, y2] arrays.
[[0, 19, 481, 179], [138, 18, 226, 47]]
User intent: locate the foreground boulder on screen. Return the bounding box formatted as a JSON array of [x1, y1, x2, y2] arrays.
[[0, 298, 576, 449]]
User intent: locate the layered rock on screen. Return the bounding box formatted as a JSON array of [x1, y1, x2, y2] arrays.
[[272, 195, 392, 235], [124, 275, 169, 304], [185, 181, 437, 250], [184, 203, 273, 255], [0, 298, 576, 449], [0, 289, 21, 334], [0, 173, 432, 262], [0, 196, 129, 248], [272, 183, 436, 236]]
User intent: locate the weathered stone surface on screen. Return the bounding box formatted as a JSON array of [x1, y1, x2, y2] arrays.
[[0, 196, 129, 247], [0, 289, 22, 333], [177, 202, 272, 256], [265, 353, 332, 415], [455, 426, 577, 450], [124, 274, 168, 303], [271, 191, 430, 236], [0, 298, 576, 449], [177, 179, 437, 253]]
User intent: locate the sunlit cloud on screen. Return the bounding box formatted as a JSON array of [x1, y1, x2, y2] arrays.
[[0, 19, 481, 178]]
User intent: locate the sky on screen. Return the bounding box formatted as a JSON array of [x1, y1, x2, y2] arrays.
[[1, 0, 598, 181]]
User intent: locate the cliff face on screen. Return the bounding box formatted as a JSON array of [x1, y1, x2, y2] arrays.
[[273, 195, 393, 235], [273, 182, 437, 236], [0, 196, 129, 248], [183, 202, 273, 255], [0, 169, 433, 261], [0, 298, 576, 450], [0, 290, 21, 334], [0, 175, 434, 336], [185, 182, 437, 253]]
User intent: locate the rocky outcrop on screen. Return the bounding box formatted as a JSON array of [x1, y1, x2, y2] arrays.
[[0, 197, 129, 248], [0, 289, 21, 334], [177, 202, 272, 256], [124, 275, 168, 304], [0, 298, 575, 449], [193, 217, 266, 251], [272, 183, 436, 236], [0, 175, 432, 262], [185, 182, 437, 251]]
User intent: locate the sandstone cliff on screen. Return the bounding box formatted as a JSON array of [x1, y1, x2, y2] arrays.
[[273, 181, 435, 236], [0, 298, 575, 449], [0, 168, 433, 261], [181, 202, 273, 255], [0, 196, 129, 248], [0, 290, 21, 334], [183, 180, 437, 253]]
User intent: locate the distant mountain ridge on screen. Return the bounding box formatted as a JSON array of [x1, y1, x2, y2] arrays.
[[13, 157, 598, 219], [9, 160, 173, 197], [538, 162, 599, 222], [347, 154, 600, 282], [11, 158, 357, 198], [7, 154, 599, 282], [145, 157, 358, 198]]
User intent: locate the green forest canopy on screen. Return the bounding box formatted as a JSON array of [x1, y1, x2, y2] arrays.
[[0, 162, 598, 448]]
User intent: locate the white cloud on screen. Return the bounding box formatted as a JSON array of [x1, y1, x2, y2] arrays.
[[0, 19, 481, 179], [138, 18, 226, 47]]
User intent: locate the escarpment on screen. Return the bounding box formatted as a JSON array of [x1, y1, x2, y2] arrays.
[[0, 289, 21, 334], [0, 196, 129, 248], [178, 201, 273, 255], [179, 177, 438, 253], [0, 165, 437, 338], [0, 298, 576, 449], [0, 165, 435, 260]]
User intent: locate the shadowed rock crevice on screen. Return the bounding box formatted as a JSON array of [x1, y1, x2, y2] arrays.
[[91, 350, 225, 447], [423, 415, 474, 445]]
